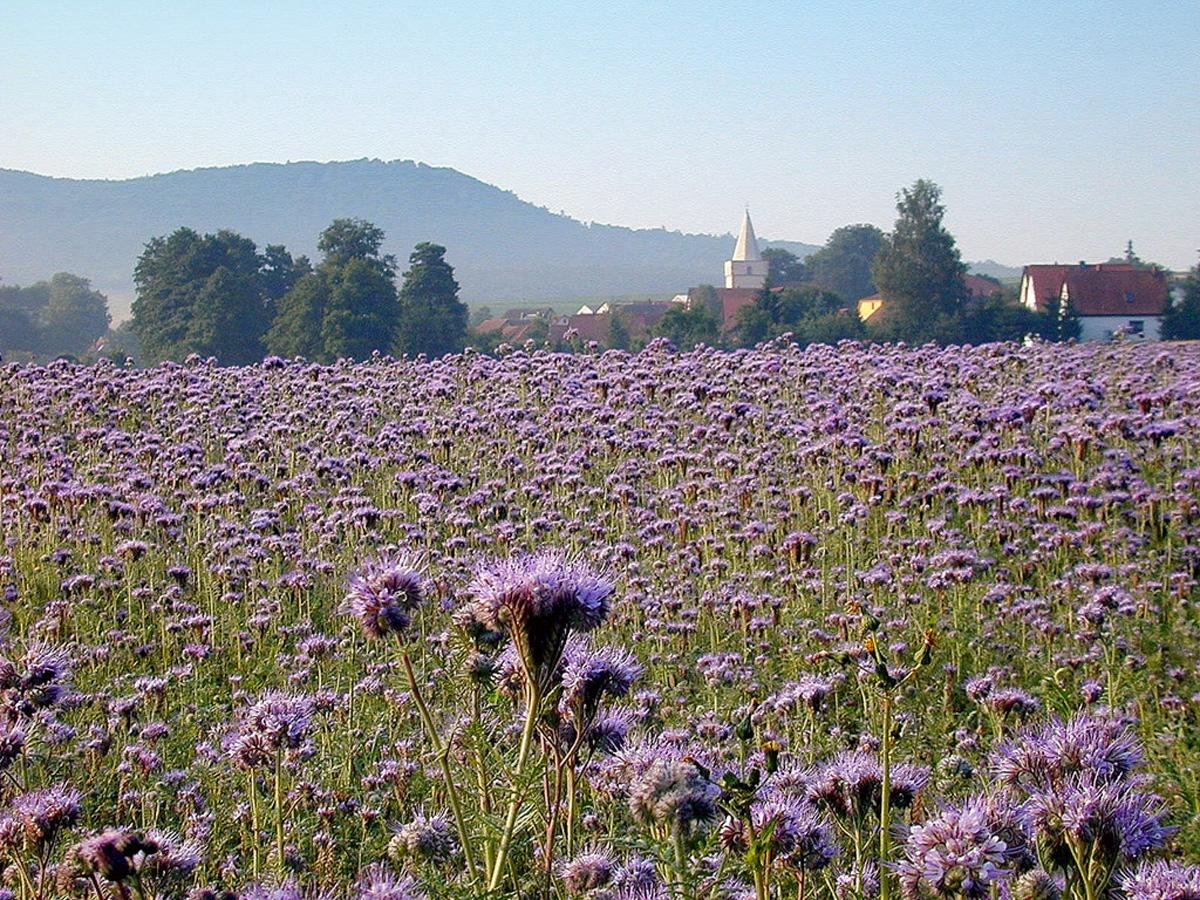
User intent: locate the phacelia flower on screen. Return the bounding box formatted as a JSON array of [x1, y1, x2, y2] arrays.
[[1120, 859, 1200, 900], [897, 797, 1010, 900], [343, 555, 427, 640], [466, 551, 614, 687]]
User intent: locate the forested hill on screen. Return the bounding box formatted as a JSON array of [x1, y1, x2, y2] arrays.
[[0, 159, 819, 318]]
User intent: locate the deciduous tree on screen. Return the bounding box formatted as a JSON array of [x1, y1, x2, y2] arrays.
[[395, 242, 468, 358], [872, 181, 967, 339], [807, 224, 884, 302], [1163, 263, 1200, 340]]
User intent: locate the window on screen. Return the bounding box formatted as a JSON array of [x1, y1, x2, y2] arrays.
[[1124, 291, 1136, 304], [1128, 320, 1144, 334]]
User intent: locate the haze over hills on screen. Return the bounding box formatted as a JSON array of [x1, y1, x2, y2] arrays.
[[0, 159, 1022, 321], [0, 159, 824, 321]]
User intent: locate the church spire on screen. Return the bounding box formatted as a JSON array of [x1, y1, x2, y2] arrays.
[[732, 208, 761, 262], [724, 209, 767, 289]]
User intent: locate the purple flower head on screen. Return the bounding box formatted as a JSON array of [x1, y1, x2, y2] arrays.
[[466, 551, 614, 685], [0, 644, 73, 720], [560, 641, 643, 717], [75, 828, 142, 882], [7, 783, 81, 848], [986, 688, 1041, 718], [560, 850, 616, 893], [134, 828, 202, 881], [897, 796, 1010, 900], [628, 753, 718, 834], [728, 794, 837, 872], [353, 862, 426, 900], [343, 554, 427, 640], [1010, 869, 1062, 900], [807, 751, 928, 820], [991, 713, 1143, 790], [230, 692, 315, 767], [611, 855, 662, 892], [1120, 860, 1200, 900], [1024, 773, 1170, 868], [388, 812, 459, 865], [241, 877, 335, 900]]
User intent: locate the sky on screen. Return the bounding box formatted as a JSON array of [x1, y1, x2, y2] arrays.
[[2, 0, 1198, 269]]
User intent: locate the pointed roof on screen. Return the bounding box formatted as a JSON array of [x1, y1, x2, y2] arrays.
[[732, 209, 761, 262]]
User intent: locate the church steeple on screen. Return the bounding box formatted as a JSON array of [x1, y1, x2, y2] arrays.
[[732, 208, 761, 262], [724, 209, 766, 289]]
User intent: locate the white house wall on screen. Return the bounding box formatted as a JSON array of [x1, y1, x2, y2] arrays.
[[1078, 316, 1162, 342]]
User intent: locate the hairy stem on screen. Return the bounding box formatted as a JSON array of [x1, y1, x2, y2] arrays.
[[400, 648, 479, 884], [489, 681, 542, 890]]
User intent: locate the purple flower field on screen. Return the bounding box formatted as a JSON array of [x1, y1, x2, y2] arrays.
[[2, 339, 1200, 899]]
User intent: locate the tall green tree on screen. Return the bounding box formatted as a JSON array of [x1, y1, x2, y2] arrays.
[[1, 274, 109, 357], [186, 266, 265, 364], [265, 272, 329, 359], [322, 257, 400, 359], [265, 219, 399, 362], [38, 273, 111, 356], [318, 218, 394, 272], [0, 307, 37, 353], [395, 242, 468, 357], [730, 285, 851, 348], [690, 284, 724, 321], [807, 224, 884, 302], [872, 181, 968, 339], [1043, 294, 1082, 342], [730, 303, 775, 347], [1162, 264, 1200, 340], [45, 274, 108, 349], [654, 303, 720, 348], [761, 247, 808, 285], [132, 228, 272, 363], [0, 281, 51, 318], [260, 244, 310, 305]]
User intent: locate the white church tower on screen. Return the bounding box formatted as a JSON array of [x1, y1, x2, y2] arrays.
[[724, 209, 766, 290]]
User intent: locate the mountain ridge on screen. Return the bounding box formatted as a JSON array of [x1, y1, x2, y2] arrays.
[[0, 159, 822, 320]]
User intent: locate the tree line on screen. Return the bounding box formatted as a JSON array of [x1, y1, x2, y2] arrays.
[[0, 273, 111, 360], [6, 188, 1198, 365], [130, 219, 468, 364]]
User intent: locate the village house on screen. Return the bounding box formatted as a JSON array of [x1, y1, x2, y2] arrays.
[[1020, 262, 1170, 341], [548, 299, 675, 345]]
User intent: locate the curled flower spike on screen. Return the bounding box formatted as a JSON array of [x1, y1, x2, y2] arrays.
[[342, 554, 427, 640], [466, 550, 614, 686]]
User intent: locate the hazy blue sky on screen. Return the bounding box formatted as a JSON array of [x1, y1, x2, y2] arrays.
[[2, 0, 1197, 267]]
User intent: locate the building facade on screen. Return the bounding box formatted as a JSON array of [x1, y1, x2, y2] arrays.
[[724, 210, 766, 290], [1020, 262, 1168, 341]]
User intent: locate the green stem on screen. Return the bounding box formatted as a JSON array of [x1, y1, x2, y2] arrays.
[[400, 649, 479, 884], [672, 824, 689, 900], [488, 681, 542, 891], [248, 769, 260, 880], [879, 692, 894, 900], [274, 751, 285, 877]]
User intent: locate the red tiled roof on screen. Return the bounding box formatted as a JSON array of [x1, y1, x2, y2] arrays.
[[474, 317, 509, 333], [711, 288, 762, 326], [964, 274, 1003, 298], [1023, 264, 1167, 316], [1023, 265, 1073, 310], [1064, 267, 1168, 316], [547, 303, 674, 345]]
